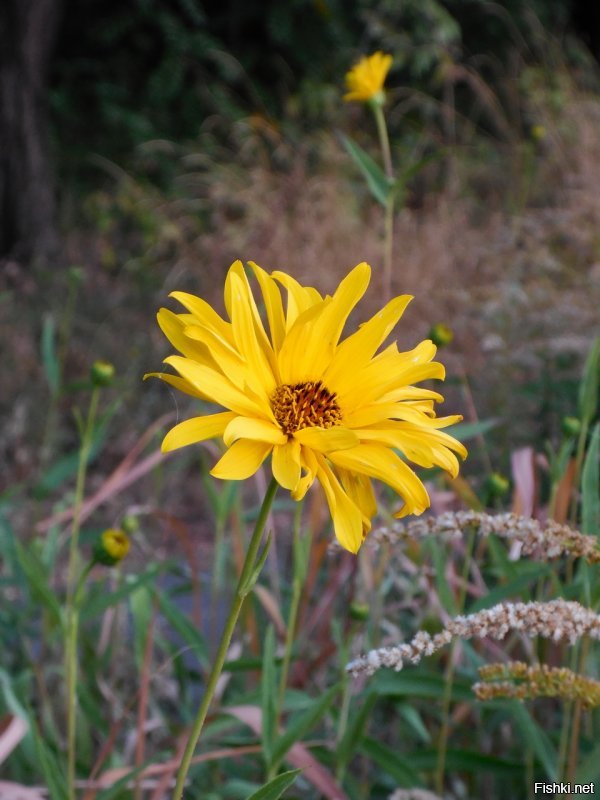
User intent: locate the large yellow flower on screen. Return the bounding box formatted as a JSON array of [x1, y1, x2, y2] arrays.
[[344, 51, 393, 104], [146, 261, 466, 553]]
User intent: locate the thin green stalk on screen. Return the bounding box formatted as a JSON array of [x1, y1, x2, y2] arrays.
[[372, 103, 394, 300], [65, 387, 100, 800], [435, 528, 477, 794], [172, 478, 278, 800], [566, 637, 590, 785], [275, 501, 305, 727]]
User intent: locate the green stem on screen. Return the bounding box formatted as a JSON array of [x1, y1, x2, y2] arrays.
[[65, 387, 100, 800], [435, 528, 477, 794], [172, 478, 278, 800], [275, 502, 304, 727], [372, 103, 395, 301]]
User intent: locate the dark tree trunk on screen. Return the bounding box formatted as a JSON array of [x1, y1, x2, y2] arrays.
[[0, 0, 62, 266]]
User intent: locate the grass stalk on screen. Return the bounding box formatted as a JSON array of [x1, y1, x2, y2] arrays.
[[65, 386, 99, 800]]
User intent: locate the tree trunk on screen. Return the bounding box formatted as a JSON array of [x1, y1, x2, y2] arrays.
[[0, 0, 61, 266]]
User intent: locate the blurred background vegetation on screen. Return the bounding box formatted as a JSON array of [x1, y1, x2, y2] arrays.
[[1, 2, 600, 797]]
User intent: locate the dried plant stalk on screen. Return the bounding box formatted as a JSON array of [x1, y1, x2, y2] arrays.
[[473, 660, 600, 708], [347, 600, 600, 676], [357, 511, 600, 563]]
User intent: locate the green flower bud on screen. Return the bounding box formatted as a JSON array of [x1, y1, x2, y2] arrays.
[[428, 323, 454, 348], [90, 360, 115, 387], [530, 124, 546, 142], [487, 472, 510, 497], [94, 528, 130, 566], [561, 416, 582, 437], [121, 514, 139, 534], [349, 601, 370, 622]]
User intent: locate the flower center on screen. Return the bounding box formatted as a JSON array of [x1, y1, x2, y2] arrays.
[[271, 380, 342, 435]]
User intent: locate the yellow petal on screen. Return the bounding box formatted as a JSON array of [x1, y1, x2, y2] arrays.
[[272, 271, 322, 329], [162, 412, 237, 452], [277, 264, 371, 384], [170, 291, 234, 346], [380, 385, 444, 404], [328, 444, 430, 516], [344, 403, 461, 429], [324, 294, 413, 390], [249, 261, 286, 353], [337, 467, 377, 523], [337, 341, 444, 410], [210, 439, 272, 480], [315, 455, 364, 553], [224, 261, 275, 363], [157, 308, 215, 364], [143, 371, 211, 401], [164, 356, 271, 419], [294, 426, 359, 452], [291, 446, 319, 501], [351, 426, 460, 477], [272, 438, 302, 490], [184, 323, 247, 388], [223, 416, 286, 447], [229, 271, 277, 396]]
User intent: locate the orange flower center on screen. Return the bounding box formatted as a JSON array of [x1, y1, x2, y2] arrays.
[[271, 381, 342, 435]]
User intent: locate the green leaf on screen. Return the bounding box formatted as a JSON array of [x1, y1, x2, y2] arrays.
[[82, 564, 162, 619], [576, 737, 600, 783], [14, 540, 62, 628], [261, 625, 277, 767], [372, 669, 474, 702], [507, 700, 557, 779], [446, 418, 500, 441], [427, 539, 455, 613], [361, 736, 423, 786], [342, 135, 390, 207], [130, 585, 154, 671], [41, 314, 60, 396], [31, 720, 68, 800], [336, 692, 377, 769], [152, 587, 209, 667], [271, 683, 339, 766], [246, 769, 302, 800], [240, 532, 272, 596], [409, 748, 522, 776], [581, 424, 599, 536], [467, 564, 551, 612], [578, 337, 600, 427]]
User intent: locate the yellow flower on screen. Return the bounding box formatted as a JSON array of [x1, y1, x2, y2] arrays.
[[344, 51, 393, 104], [146, 261, 466, 553], [95, 528, 130, 566]]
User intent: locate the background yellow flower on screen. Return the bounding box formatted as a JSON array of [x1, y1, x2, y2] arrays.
[[344, 51, 393, 103]]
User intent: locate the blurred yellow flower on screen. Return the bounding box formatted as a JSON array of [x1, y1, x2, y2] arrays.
[[147, 261, 466, 553], [96, 528, 130, 566], [344, 51, 393, 104]]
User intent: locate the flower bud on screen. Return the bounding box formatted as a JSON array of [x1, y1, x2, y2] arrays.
[[349, 601, 370, 622], [90, 360, 115, 387], [561, 416, 582, 437], [428, 323, 454, 348], [121, 514, 139, 534], [530, 124, 546, 142], [486, 472, 510, 497], [94, 528, 130, 566]]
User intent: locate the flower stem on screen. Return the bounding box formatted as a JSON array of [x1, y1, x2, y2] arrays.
[[172, 477, 278, 800], [275, 504, 304, 726], [372, 103, 395, 300], [65, 387, 99, 800], [435, 528, 477, 794]]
